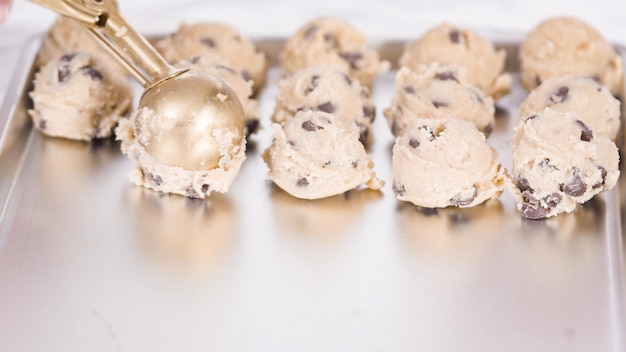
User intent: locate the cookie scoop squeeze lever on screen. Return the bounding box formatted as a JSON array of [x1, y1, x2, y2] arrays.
[[29, 0, 246, 172]]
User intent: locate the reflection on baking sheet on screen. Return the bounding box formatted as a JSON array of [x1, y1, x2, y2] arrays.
[[397, 200, 505, 258], [270, 186, 381, 239], [126, 188, 235, 272]]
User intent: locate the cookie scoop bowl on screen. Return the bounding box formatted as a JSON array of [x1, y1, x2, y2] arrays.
[[137, 70, 245, 171]]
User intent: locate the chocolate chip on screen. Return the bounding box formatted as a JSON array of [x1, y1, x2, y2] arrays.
[[363, 106, 376, 122], [451, 188, 476, 207], [544, 193, 562, 208], [576, 120, 593, 142], [484, 124, 493, 135], [432, 100, 449, 108], [287, 140, 297, 147], [339, 52, 363, 70], [408, 138, 420, 148], [403, 86, 415, 94], [419, 125, 436, 141], [296, 177, 309, 187], [342, 73, 353, 85], [535, 75, 542, 86], [38, 119, 47, 130], [392, 183, 406, 197], [323, 33, 337, 47], [549, 86, 569, 104], [521, 191, 548, 219], [201, 184, 210, 194], [304, 75, 320, 95], [58, 67, 71, 83], [539, 158, 558, 172], [316, 102, 335, 113], [560, 169, 587, 197], [215, 64, 237, 74], [351, 160, 359, 168], [358, 124, 369, 145], [516, 177, 534, 193], [81, 67, 104, 81], [449, 29, 461, 43], [241, 70, 252, 82], [186, 186, 199, 198], [151, 173, 163, 186], [200, 37, 216, 48], [323, 161, 331, 168], [590, 75, 601, 84], [593, 166, 608, 189], [301, 120, 317, 131], [60, 53, 77, 62], [526, 114, 538, 122], [304, 25, 318, 39], [434, 71, 458, 82]]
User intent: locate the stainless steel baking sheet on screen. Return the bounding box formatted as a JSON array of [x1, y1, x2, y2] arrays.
[[0, 35, 625, 352]]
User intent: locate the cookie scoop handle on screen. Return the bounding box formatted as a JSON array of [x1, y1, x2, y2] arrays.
[[28, 0, 185, 88]]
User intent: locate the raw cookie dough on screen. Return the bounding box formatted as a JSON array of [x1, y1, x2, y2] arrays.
[[519, 17, 623, 95], [384, 64, 495, 136], [36, 14, 125, 74], [518, 75, 621, 141], [177, 54, 260, 136], [392, 118, 507, 208], [116, 102, 246, 199], [155, 22, 268, 93], [281, 17, 390, 87], [510, 108, 619, 219], [263, 110, 383, 200], [273, 66, 376, 144], [399, 22, 511, 99], [29, 52, 132, 141]]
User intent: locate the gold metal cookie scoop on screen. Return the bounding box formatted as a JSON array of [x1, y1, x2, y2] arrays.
[[30, 0, 245, 171]]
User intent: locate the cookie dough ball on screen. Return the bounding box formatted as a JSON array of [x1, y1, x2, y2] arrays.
[[36, 14, 125, 75], [392, 118, 507, 208], [263, 111, 383, 200], [518, 75, 621, 141], [155, 22, 268, 93], [273, 66, 376, 144], [281, 17, 390, 87], [519, 17, 623, 96], [29, 52, 132, 141], [510, 108, 619, 219], [116, 96, 246, 199], [177, 54, 260, 136], [399, 22, 511, 99], [384, 64, 495, 136]]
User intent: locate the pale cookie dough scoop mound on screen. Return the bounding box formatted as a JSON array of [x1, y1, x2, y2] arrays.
[[281, 17, 390, 87], [273, 66, 376, 144], [384, 64, 495, 136], [519, 17, 623, 96], [510, 108, 619, 220], [518, 75, 621, 141], [155, 22, 268, 93], [392, 118, 507, 208], [263, 111, 383, 200], [177, 55, 260, 136], [29, 52, 132, 141], [399, 22, 511, 99], [116, 106, 246, 198]]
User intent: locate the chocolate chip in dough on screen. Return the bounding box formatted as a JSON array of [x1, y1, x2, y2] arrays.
[[58, 67, 71, 83], [434, 71, 459, 82], [575, 120, 593, 142], [544, 193, 562, 208], [449, 29, 461, 43], [296, 177, 309, 187], [301, 120, 318, 131], [200, 37, 216, 48], [363, 106, 376, 122], [186, 186, 199, 198], [560, 169, 587, 197], [339, 52, 363, 70], [403, 86, 415, 94], [392, 183, 406, 197], [81, 67, 104, 81], [592, 166, 608, 189], [521, 191, 548, 220], [316, 102, 335, 114], [408, 138, 420, 148], [60, 53, 78, 62], [38, 119, 47, 130], [549, 86, 569, 104], [304, 75, 320, 95], [241, 70, 252, 82], [451, 188, 476, 207], [516, 177, 534, 193], [201, 184, 210, 194], [484, 124, 493, 135], [432, 100, 449, 109]]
